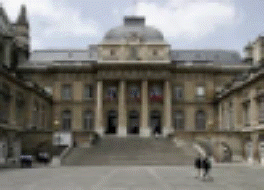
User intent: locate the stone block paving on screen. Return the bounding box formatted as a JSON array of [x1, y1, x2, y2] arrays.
[[0, 165, 264, 189]]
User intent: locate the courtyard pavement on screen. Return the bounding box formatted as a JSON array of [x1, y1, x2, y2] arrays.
[[0, 164, 264, 190]]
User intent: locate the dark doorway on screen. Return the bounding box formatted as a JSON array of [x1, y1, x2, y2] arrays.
[[128, 111, 139, 134], [150, 111, 162, 135], [106, 110, 118, 134]]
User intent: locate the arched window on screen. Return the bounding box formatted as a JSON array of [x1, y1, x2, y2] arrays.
[[62, 110, 71, 131], [83, 111, 93, 130], [196, 110, 206, 130], [173, 111, 184, 130]]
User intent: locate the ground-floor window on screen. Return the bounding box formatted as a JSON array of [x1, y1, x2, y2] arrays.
[[173, 111, 184, 130], [196, 110, 206, 130], [84, 111, 93, 130], [62, 110, 71, 131]]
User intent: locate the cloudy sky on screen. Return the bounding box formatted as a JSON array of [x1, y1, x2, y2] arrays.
[[2, 0, 264, 57]]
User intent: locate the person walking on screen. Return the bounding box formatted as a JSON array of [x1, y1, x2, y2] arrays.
[[194, 154, 202, 178], [202, 157, 212, 181]]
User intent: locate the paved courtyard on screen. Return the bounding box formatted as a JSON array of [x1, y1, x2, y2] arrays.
[[0, 164, 264, 190]]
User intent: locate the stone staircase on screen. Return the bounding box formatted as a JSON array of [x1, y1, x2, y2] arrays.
[[62, 136, 197, 166]]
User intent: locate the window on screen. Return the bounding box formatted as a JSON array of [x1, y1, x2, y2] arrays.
[[173, 111, 184, 130], [129, 86, 140, 100], [62, 111, 71, 131], [0, 83, 10, 123], [195, 53, 201, 59], [244, 103, 250, 126], [62, 85, 72, 100], [259, 97, 264, 123], [196, 86, 205, 98], [228, 102, 234, 130], [196, 110, 206, 130], [110, 49, 115, 56], [83, 111, 93, 130], [84, 85, 92, 99], [130, 46, 137, 60], [214, 54, 220, 60], [106, 86, 117, 101], [15, 91, 25, 124], [41, 105, 46, 129], [153, 49, 158, 56], [32, 101, 39, 127], [150, 85, 163, 102], [174, 86, 183, 100]]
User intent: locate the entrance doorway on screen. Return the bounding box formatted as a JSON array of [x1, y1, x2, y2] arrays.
[[150, 111, 161, 135], [128, 111, 139, 134], [106, 110, 117, 134]]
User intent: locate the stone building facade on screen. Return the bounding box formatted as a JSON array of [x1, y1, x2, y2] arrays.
[[18, 16, 250, 139], [4, 4, 264, 163], [0, 5, 51, 166]]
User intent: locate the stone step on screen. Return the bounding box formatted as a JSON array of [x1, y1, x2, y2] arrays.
[[62, 137, 197, 166]]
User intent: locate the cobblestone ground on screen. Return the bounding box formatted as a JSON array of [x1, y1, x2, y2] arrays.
[[0, 164, 264, 190]]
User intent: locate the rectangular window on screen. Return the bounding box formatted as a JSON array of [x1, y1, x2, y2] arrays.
[[196, 86, 205, 98], [259, 97, 264, 123], [174, 86, 183, 100], [84, 85, 92, 99], [244, 103, 250, 126], [62, 85, 72, 100]]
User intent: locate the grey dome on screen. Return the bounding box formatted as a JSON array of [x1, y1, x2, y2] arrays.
[[104, 16, 164, 41]]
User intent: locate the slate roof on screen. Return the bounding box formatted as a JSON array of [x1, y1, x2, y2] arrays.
[[171, 50, 241, 64], [30, 49, 93, 62]]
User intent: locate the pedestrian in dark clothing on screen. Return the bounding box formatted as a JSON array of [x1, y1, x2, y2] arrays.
[[153, 125, 159, 138], [202, 157, 211, 180], [194, 155, 202, 178]]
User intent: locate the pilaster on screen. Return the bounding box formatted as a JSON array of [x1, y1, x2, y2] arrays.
[[95, 81, 104, 136], [251, 132, 260, 164], [140, 80, 150, 137], [118, 80, 127, 136], [250, 89, 258, 127], [163, 80, 172, 137]]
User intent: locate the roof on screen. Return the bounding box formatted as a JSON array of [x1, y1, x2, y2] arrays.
[[103, 16, 164, 42], [30, 49, 93, 62], [171, 49, 242, 64]]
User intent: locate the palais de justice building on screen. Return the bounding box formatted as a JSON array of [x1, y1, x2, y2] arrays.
[[18, 16, 251, 137]]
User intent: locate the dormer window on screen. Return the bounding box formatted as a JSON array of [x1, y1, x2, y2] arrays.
[[110, 49, 116, 56], [68, 52, 73, 58], [195, 53, 200, 59], [153, 49, 158, 56], [214, 54, 220, 60]]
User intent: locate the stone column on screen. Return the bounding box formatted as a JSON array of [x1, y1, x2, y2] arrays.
[[251, 132, 260, 164], [140, 80, 150, 137], [163, 80, 172, 137], [118, 81, 127, 137], [95, 81, 104, 136]]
